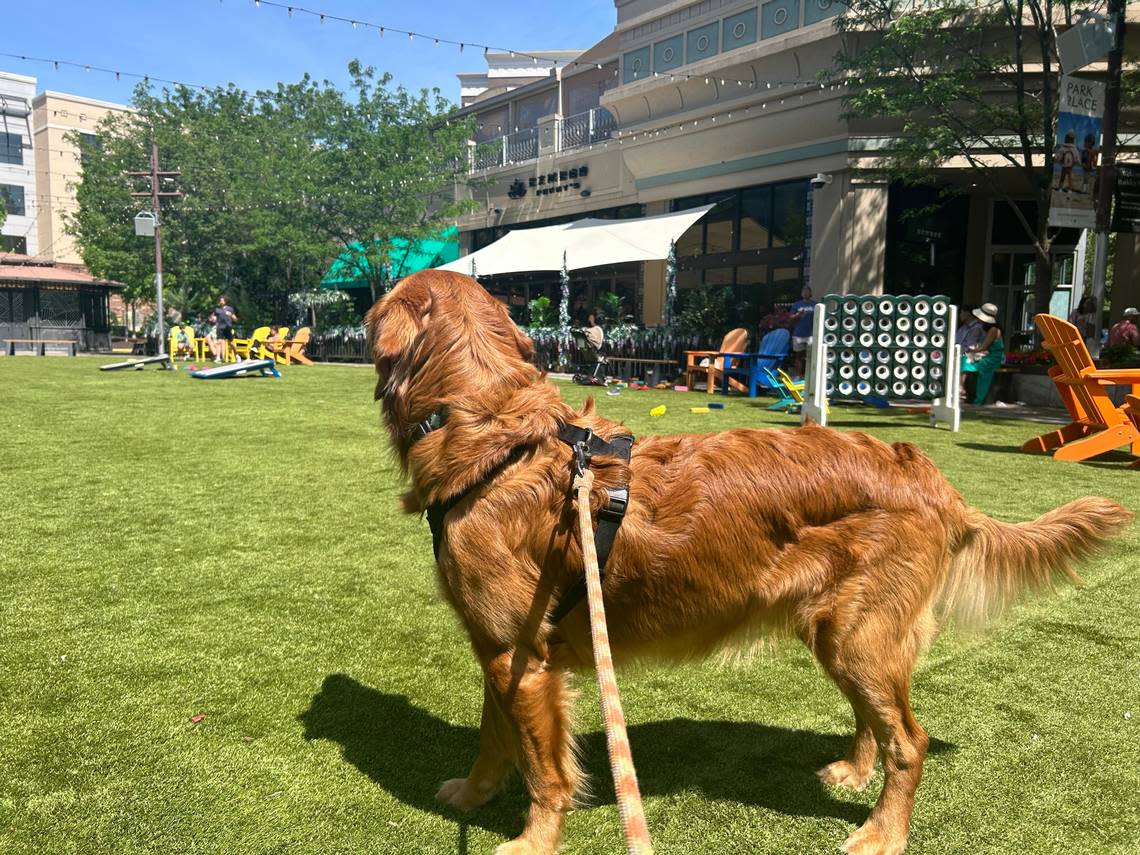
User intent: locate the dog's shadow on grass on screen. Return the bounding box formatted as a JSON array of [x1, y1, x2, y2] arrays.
[[299, 674, 955, 839]]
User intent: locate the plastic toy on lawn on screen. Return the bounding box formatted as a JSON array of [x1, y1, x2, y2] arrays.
[[801, 294, 961, 431], [190, 358, 281, 380], [99, 354, 173, 371]]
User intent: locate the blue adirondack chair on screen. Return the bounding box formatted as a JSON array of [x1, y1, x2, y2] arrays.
[[720, 328, 791, 397]]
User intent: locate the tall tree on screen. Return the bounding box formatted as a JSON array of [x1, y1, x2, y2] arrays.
[[829, 0, 1111, 321], [68, 63, 474, 325], [278, 60, 475, 301]]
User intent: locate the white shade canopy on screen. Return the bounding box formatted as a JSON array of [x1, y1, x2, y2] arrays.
[[436, 204, 715, 276]]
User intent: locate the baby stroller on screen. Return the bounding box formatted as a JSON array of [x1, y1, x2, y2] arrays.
[[569, 328, 608, 386]]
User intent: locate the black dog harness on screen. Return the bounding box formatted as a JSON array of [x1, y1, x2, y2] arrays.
[[411, 408, 633, 623]]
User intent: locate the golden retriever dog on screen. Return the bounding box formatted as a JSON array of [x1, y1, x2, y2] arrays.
[[365, 270, 1130, 855]]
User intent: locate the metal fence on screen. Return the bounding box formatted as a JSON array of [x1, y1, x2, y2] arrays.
[[504, 128, 538, 164], [305, 328, 717, 376], [559, 108, 616, 151]]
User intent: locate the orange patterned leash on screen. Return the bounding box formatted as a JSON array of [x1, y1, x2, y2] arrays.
[[574, 468, 654, 855]]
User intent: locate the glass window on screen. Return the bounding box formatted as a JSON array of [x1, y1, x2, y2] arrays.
[[0, 132, 22, 165], [676, 268, 701, 289], [705, 266, 734, 286], [674, 221, 704, 257], [79, 132, 100, 164], [0, 235, 27, 254], [474, 107, 508, 143], [514, 90, 557, 130], [736, 264, 769, 286], [0, 184, 25, 217], [704, 194, 737, 254], [771, 182, 808, 248], [740, 186, 773, 250]]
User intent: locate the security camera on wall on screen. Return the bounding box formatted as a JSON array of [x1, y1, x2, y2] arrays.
[[810, 173, 833, 189]]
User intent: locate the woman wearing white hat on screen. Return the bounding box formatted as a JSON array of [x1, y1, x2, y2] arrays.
[[959, 302, 1004, 405]]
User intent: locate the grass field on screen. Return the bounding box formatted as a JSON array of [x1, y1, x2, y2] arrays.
[[1, 356, 1137, 855]]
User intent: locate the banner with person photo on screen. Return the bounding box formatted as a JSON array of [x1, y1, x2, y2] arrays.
[[1048, 76, 1105, 228]]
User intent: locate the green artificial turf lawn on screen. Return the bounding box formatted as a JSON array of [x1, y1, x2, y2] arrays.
[[1, 357, 1137, 855]]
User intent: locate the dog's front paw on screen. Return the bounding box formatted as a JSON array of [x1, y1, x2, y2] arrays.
[[494, 839, 544, 855], [817, 759, 874, 791], [436, 777, 496, 811], [842, 820, 907, 855]]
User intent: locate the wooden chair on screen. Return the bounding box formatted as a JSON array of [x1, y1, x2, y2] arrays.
[[273, 327, 313, 365], [256, 327, 289, 361], [1022, 313, 1140, 462], [684, 328, 750, 395], [231, 326, 270, 362], [1124, 395, 1140, 469], [720, 328, 791, 397]]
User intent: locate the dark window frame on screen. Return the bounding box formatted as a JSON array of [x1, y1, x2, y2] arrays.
[[0, 183, 27, 217], [0, 132, 23, 165]]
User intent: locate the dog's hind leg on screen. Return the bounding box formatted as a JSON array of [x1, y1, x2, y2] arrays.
[[484, 648, 578, 855], [437, 682, 516, 811], [803, 515, 942, 855]]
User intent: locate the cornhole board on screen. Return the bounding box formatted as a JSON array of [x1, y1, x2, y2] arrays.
[[100, 354, 173, 371], [191, 359, 281, 380]]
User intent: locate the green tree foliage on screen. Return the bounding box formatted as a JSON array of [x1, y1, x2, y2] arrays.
[[68, 63, 474, 326], [829, 0, 1099, 317]]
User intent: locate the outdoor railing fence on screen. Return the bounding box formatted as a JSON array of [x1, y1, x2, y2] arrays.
[[504, 128, 539, 164], [468, 108, 618, 173], [309, 327, 718, 376], [559, 107, 616, 151]]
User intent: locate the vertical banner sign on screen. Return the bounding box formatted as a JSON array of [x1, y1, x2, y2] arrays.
[[1049, 76, 1106, 228], [1110, 164, 1140, 233]]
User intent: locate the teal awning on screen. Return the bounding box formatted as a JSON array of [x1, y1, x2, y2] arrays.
[[320, 226, 460, 290]]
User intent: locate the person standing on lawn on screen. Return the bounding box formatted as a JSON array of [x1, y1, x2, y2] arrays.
[[213, 296, 237, 362], [789, 285, 817, 378]]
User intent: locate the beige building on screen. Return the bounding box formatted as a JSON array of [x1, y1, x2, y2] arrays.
[[449, 0, 1140, 340], [32, 91, 132, 264]]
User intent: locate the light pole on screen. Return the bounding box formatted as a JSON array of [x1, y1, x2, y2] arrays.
[[128, 143, 180, 358]]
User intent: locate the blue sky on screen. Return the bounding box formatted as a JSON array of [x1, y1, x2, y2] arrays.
[[3, 0, 616, 106]]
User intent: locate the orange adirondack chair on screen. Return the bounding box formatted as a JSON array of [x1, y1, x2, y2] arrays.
[[684, 328, 750, 395], [1124, 395, 1140, 469], [1022, 313, 1140, 462]]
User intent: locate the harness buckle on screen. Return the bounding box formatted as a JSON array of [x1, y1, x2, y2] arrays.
[[571, 429, 594, 477], [599, 487, 628, 522]]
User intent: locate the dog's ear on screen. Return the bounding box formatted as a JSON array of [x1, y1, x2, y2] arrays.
[[365, 277, 433, 363]]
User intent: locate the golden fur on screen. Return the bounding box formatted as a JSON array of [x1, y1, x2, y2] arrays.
[[365, 270, 1132, 855]]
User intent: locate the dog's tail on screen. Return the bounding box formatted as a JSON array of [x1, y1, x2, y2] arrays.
[[939, 497, 1132, 626]]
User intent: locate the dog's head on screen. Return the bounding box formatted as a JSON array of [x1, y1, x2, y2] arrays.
[[365, 270, 537, 448]]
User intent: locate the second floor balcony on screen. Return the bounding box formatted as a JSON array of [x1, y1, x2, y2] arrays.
[[467, 107, 617, 173]]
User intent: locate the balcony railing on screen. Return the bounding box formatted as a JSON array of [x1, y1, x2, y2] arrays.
[[559, 107, 616, 150], [466, 107, 618, 173]]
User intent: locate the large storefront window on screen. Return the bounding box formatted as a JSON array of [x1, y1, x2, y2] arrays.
[[986, 199, 1079, 346], [671, 179, 809, 327], [883, 184, 968, 303]]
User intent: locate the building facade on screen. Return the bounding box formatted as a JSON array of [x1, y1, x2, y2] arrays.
[[449, 0, 1140, 340], [1, 71, 39, 257], [32, 91, 132, 264]]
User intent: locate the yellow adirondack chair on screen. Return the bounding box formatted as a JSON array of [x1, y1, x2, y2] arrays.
[[1022, 313, 1140, 462], [256, 327, 289, 360], [684, 328, 750, 395], [168, 325, 196, 361], [231, 326, 270, 362], [274, 327, 313, 365]]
